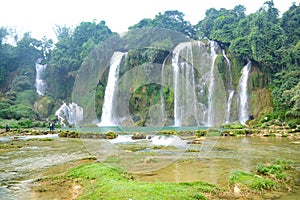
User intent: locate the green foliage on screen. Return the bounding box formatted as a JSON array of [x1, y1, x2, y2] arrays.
[[129, 10, 196, 39], [194, 130, 207, 137], [281, 3, 300, 45], [223, 122, 245, 129], [15, 90, 36, 107], [47, 21, 116, 101], [0, 104, 38, 120], [256, 160, 293, 180], [158, 130, 178, 135], [67, 163, 222, 199], [129, 83, 173, 125], [105, 131, 117, 139], [228, 170, 276, 190]]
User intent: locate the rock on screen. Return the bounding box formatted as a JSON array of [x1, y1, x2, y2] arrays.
[[131, 132, 146, 140], [234, 185, 240, 195]]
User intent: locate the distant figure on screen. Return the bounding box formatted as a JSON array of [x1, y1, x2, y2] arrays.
[[49, 121, 55, 131], [5, 124, 10, 132]]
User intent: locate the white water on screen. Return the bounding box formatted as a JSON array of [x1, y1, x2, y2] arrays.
[[172, 45, 182, 126], [55, 102, 83, 126], [207, 41, 218, 126], [172, 42, 199, 126], [35, 58, 47, 95], [238, 61, 252, 124], [110, 134, 187, 147], [225, 90, 234, 123], [222, 50, 234, 123], [99, 52, 126, 126]]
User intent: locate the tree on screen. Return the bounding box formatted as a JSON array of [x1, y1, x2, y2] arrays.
[[280, 3, 300, 45], [129, 10, 196, 39], [48, 21, 115, 100]]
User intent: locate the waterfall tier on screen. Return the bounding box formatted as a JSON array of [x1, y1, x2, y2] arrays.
[[79, 39, 252, 127], [35, 58, 47, 95], [99, 52, 127, 126], [55, 103, 83, 126], [238, 61, 252, 124]]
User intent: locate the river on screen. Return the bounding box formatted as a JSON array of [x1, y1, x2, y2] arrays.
[[0, 132, 299, 199]]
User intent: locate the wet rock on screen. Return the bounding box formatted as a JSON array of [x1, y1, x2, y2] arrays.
[[131, 132, 146, 140]]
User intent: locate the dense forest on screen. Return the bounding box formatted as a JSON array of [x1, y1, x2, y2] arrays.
[[0, 0, 299, 127]]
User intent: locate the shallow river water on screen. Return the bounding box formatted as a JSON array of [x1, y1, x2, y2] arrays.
[[0, 132, 299, 199]]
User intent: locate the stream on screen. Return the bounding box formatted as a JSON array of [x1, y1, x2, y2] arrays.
[[0, 132, 299, 199]]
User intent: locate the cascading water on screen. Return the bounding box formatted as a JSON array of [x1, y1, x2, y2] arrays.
[[55, 102, 83, 126], [172, 49, 181, 126], [222, 50, 234, 123], [35, 58, 47, 95], [95, 40, 249, 127], [207, 41, 218, 126], [169, 41, 226, 127], [99, 52, 126, 126], [238, 60, 252, 124], [172, 42, 199, 126]]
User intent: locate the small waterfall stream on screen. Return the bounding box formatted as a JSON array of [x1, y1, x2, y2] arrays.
[[238, 60, 252, 124], [35, 58, 47, 95], [55, 102, 83, 126], [222, 50, 234, 123], [207, 41, 218, 126], [172, 48, 181, 126], [99, 52, 126, 126]]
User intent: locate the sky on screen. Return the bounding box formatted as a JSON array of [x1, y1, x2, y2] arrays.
[[0, 0, 298, 41]]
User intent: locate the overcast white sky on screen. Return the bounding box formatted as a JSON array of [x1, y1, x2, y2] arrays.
[[0, 0, 298, 41]]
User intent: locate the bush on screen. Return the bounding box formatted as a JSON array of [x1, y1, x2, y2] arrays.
[[0, 104, 38, 120], [159, 130, 178, 135], [195, 130, 207, 137], [228, 170, 276, 190], [223, 122, 245, 129], [17, 119, 33, 128], [256, 160, 293, 180]]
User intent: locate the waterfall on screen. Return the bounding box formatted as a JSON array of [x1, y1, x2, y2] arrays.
[[172, 42, 199, 126], [225, 90, 234, 123], [35, 58, 47, 95], [99, 52, 126, 126], [55, 102, 83, 126], [172, 45, 182, 126], [207, 41, 218, 126], [222, 50, 234, 123], [238, 60, 252, 124]]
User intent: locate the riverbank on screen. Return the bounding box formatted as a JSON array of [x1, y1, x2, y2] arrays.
[[1, 126, 299, 140]]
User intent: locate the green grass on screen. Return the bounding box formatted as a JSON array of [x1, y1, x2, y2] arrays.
[[256, 160, 294, 180], [67, 163, 223, 200], [228, 170, 276, 190], [0, 143, 23, 149], [27, 138, 54, 141]]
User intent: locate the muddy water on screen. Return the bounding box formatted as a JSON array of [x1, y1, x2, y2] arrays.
[[0, 135, 90, 200]]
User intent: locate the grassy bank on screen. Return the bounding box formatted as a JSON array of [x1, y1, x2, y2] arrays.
[[30, 158, 298, 200], [34, 162, 224, 200]]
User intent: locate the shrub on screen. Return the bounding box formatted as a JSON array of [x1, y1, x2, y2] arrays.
[[228, 170, 276, 190], [195, 130, 207, 137], [256, 160, 293, 180]]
